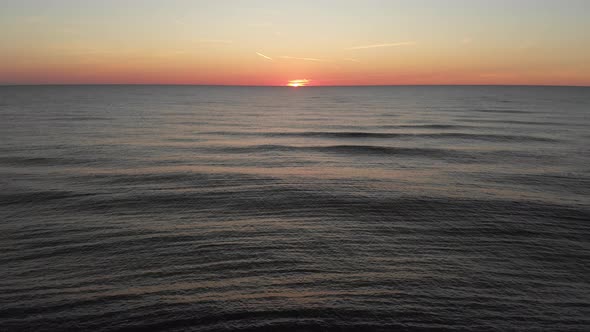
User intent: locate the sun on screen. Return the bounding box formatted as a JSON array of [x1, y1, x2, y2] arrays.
[[287, 79, 310, 87]]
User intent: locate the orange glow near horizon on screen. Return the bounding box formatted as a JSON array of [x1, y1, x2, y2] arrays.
[[1, 1, 589, 86], [287, 79, 310, 87]]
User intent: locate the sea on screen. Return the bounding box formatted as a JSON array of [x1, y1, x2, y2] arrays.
[[0, 85, 589, 331]]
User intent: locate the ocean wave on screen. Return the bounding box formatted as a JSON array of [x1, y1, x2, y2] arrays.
[[380, 124, 471, 129], [204, 145, 556, 166], [472, 109, 532, 114], [0, 191, 97, 205], [212, 144, 465, 159], [478, 173, 590, 196], [201, 131, 557, 142], [0, 156, 95, 167], [6, 178, 587, 226], [460, 119, 573, 126]]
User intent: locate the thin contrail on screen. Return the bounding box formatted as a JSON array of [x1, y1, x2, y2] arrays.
[[256, 52, 273, 60], [280, 56, 328, 62], [346, 41, 416, 50]]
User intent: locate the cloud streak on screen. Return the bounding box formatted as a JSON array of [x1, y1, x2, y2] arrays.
[[256, 52, 273, 60], [280, 56, 328, 62], [346, 41, 416, 50]]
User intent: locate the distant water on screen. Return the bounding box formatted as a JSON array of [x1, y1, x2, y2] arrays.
[[1, 86, 589, 331]]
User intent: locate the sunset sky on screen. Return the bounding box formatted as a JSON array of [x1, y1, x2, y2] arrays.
[[1, 0, 589, 86]]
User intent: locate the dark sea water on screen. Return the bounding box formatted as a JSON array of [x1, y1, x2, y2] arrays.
[[1, 85, 589, 331]]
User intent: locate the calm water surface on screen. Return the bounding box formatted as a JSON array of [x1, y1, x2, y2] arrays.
[[1, 86, 589, 331]]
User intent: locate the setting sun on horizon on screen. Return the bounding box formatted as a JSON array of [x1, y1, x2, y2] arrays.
[[287, 79, 310, 87]]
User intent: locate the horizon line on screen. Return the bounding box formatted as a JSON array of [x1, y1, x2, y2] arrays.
[[1, 83, 589, 88]]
